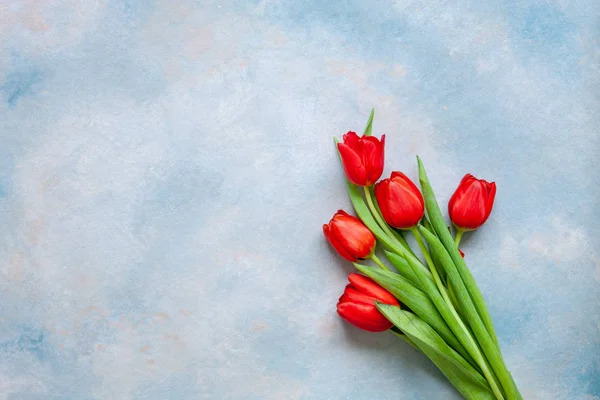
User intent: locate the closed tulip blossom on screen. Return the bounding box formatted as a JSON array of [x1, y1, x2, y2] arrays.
[[337, 273, 400, 332], [448, 174, 496, 231], [323, 210, 375, 261], [375, 171, 425, 229], [337, 131, 385, 186]]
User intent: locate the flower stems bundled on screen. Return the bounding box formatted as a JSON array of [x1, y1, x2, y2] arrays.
[[323, 110, 521, 400]]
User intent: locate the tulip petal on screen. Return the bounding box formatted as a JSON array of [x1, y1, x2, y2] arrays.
[[337, 142, 367, 186], [329, 217, 375, 259], [376, 172, 424, 229], [357, 137, 377, 166], [361, 135, 385, 185], [485, 182, 496, 219], [342, 131, 360, 148], [460, 173, 476, 185], [341, 289, 381, 306], [459, 183, 487, 229], [374, 180, 391, 225], [335, 209, 351, 218], [347, 274, 399, 306], [338, 293, 351, 304], [323, 223, 357, 261], [337, 302, 392, 332], [391, 171, 422, 198], [390, 182, 423, 227], [448, 174, 472, 212]]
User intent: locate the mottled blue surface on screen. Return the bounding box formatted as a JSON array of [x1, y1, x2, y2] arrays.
[[0, 1, 598, 399]]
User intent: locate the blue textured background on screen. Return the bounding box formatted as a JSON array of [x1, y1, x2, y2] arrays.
[[0, 1, 599, 399]]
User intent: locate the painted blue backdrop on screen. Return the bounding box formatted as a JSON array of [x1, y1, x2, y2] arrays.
[[0, 1, 598, 399]]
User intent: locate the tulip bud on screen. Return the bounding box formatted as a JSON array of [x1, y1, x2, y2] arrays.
[[323, 210, 376, 261], [374, 171, 425, 229], [448, 174, 496, 231], [337, 273, 400, 332], [337, 131, 385, 186]]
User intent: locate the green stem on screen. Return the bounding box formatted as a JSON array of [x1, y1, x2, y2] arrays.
[[411, 227, 437, 275], [370, 253, 391, 271], [454, 229, 464, 247], [447, 284, 463, 318], [364, 186, 393, 235], [419, 225, 515, 399], [418, 157, 504, 362], [410, 228, 505, 400]]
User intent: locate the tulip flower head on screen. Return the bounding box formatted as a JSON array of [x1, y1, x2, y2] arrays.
[[448, 174, 496, 231], [337, 131, 385, 186], [337, 273, 399, 332], [323, 210, 376, 262], [375, 171, 425, 229]]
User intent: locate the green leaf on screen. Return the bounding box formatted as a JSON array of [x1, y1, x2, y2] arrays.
[[430, 248, 448, 284], [363, 108, 374, 136], [353, 264, 465, 357], [419, 226, 516, 400], [401, 250, 479, 368], [383, 250, 423, 290], [417, 157, 499, 346], [390, 328, 420, 352], [420, 217, 448, 283], [447, 283, 464, 318], [417, 158, 521, 399], [377, 305, 496, 400], [422, 214, 434, 232]]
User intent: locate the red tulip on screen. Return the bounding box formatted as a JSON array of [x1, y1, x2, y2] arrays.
[[374, 171, 424, 229], [323, 210, 376, 261], [337, 131, 385, 186], [337, 273, 399, 332], [448, 174, 497, 231]]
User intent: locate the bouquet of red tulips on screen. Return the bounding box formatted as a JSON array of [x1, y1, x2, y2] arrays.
[[323, 111, 521, 400]]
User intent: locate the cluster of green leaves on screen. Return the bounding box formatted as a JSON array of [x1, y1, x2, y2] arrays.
[[336, 110, 521, 400]]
